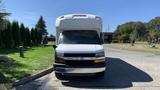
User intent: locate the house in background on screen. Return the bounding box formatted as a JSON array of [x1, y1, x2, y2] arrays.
[[47, 34, 56, 42], [102, 32, 116, 43]]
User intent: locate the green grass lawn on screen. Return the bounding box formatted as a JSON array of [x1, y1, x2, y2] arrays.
[[106, 42, 160, 53], [0, 45, 54, 83]]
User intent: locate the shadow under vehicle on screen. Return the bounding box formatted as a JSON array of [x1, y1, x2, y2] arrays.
[[61, 57, 153, 89]]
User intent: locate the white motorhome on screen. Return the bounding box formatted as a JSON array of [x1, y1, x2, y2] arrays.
[[53, 14, 106, 79]]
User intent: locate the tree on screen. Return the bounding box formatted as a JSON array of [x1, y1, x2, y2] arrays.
[[37, 29, 43, 44], [0, 13, 9, 28], [25, 27, 31, 46], [147, 17, 160, 43], [148, 29, 157, 44], [4, 21, 13, 48], [130, 29, 138, 46], [134, 22, 146, 41], [0, 0, 10, 48], [115, 22, 134, 43], [34, 28, 39, 45], [20, 23, 26, 46], [0, 25, 4, 48], [35, 16, 47, 35], [12, 21, 20, 47], [0, 0, 10, 29], [115, 21, 146, 43], [0, 4, 48, 48], [31, 28, 36, 46], [35, 16, 48, 45]]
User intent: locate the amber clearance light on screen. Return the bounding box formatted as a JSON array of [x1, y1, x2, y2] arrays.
[[94, 59, 105, 63], [55, 59, 65, 64]]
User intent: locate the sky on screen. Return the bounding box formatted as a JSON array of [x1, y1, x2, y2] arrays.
[[4, 0, 160, 35]]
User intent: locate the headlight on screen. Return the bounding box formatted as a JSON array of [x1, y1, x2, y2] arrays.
[[96, 51, 105, 57], [56, 52, 64, 57]]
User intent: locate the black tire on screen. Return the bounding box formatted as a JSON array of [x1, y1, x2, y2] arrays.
[[95, 71, 105, 77], [55, 72, 63, 80]]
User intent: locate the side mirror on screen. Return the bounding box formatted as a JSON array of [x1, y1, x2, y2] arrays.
[[53, 45, 57, 48]]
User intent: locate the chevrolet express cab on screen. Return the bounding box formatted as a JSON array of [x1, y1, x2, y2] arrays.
[[53, 14, 106, 79]]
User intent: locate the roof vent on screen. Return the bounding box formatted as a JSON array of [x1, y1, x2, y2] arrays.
[[60, 16, 64, 19], [72, 15, 87, 18], [95, 16, 100, 20]]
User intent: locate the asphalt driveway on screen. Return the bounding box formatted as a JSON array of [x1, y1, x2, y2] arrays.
[[13, 46, 160, 90]]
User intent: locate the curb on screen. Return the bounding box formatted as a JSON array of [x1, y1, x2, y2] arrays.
[[12, 67, 53, 87]]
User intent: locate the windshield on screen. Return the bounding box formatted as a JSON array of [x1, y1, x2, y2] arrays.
[[59, 30, 101, 44]]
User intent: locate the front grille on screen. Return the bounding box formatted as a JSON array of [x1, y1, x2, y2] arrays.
[[65, 60, 94, 66], [64, 53, 95, 57]]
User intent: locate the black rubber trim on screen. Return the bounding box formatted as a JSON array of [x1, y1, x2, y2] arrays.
[[53, 62, 106, 68]]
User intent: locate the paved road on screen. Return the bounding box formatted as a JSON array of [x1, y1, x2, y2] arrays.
[[13, 46, 160, 90]]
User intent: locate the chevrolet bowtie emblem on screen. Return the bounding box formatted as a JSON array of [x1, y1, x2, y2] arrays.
[[76, 57, 83, 60]]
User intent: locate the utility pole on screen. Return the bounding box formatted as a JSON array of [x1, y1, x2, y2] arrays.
[[107, 24, 110, 32]]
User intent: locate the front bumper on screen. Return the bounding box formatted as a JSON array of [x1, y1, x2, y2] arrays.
[[54, 62, 106, 74]]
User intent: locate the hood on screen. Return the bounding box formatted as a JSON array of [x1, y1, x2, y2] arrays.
[[56, 44, 104, 53]]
